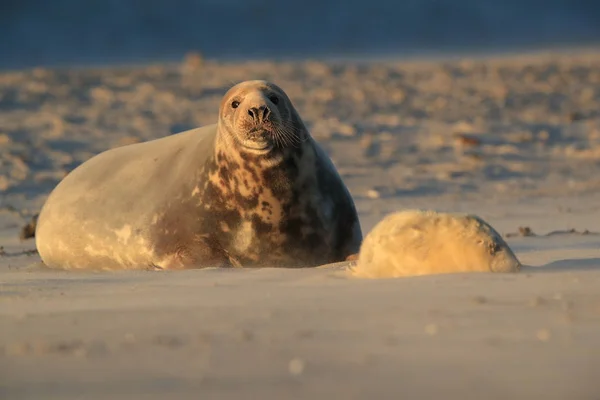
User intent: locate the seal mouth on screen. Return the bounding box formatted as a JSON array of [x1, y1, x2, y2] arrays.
[[242, 141, 274, 152], [241, 127, 275, 152]]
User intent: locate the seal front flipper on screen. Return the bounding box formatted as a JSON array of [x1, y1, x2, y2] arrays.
[[157, 236, 231, 269]]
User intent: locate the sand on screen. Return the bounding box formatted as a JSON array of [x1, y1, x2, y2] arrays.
[[2, 49, 600, 399]]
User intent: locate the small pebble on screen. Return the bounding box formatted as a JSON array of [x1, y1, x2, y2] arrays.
[[561, 301, 574, 311], [553, 293, 564, 301], [85, 341, 109, 357], [424, 323, 439, 336], [561, 312, 575, 324], [296, 329, 314, 339], [536, 329, 551, 342], [240, 329, 254, 341], [288, 358, 305, 376], [124, 333, 136, 343], [367, 189, 381, 199], [0, 133, 11, 146], [6, 341, 31, 356], [454, 134, 481, 147], [528, 296, 547, 307], [153, 334, 184, 348]]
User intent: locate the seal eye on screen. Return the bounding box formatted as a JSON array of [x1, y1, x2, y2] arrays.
[[269, 95, 279, 105], [231, 100, 240, 109]]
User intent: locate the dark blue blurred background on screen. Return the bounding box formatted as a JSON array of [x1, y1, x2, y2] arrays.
[[2, 0, 600, 69]]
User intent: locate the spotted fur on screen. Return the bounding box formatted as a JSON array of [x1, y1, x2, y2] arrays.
[[151, 81, 361, 268]]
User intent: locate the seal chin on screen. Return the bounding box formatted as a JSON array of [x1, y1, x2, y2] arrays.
[[239, 127, 275, 153], [241, 140, 274, 154]]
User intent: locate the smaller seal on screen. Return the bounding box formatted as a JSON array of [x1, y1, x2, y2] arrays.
[[350, 210, 521, 278], [35, 80, 362, 270]]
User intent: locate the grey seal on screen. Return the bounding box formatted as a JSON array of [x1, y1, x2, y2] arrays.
[[35, 80, 362, 270]]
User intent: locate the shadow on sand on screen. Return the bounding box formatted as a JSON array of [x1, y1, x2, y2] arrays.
[[527, 257, 600, 273]]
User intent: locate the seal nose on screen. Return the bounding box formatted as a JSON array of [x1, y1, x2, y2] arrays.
[[248, 105, 271, 122]]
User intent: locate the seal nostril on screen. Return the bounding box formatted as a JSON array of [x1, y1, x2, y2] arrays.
[[248, 108, 256, 119], [262, 106, 271, 121]]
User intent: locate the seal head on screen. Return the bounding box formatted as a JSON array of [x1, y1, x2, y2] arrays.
[[216, 80, 306, 164]]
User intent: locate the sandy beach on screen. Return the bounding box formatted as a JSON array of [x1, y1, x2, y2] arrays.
[[2, 49, 600, 399]]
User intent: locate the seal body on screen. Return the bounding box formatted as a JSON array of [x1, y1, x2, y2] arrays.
[[35, 80, 362, 270], [350, 210, 521, 279]]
